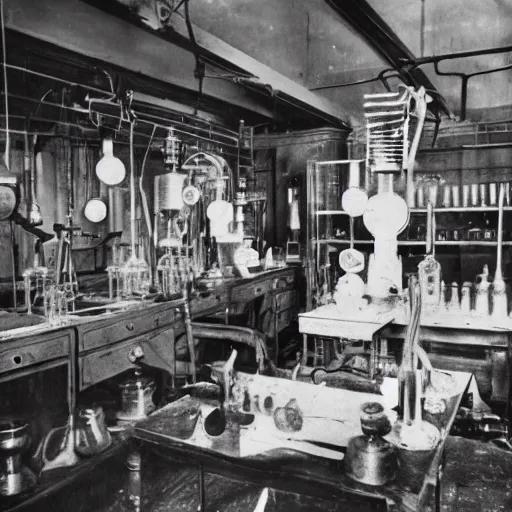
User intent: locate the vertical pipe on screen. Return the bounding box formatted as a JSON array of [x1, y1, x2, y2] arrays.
[[1, 0, 9, 171], [420, 0, 426, 58], [130, 123, 136, 258]]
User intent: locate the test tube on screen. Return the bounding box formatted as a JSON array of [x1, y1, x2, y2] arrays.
[[470, 184, 479, 207], [442, 185, 451, 208], [462, 185, 470, 207], [489, 183, 497, 206], [427, 183, 438, 207], [480, 183, 488, 207], [451, 185, 460, 207]]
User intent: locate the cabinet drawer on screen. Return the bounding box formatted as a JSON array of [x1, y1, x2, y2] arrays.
[[231, 279, 273, 303], [190, 290, 227, 318], [272, 271, 295, 290], [0, 330, 71, 375], [78, 305, 175, 352], [274, 291, 298, 313], [276, 308, 296, 333], [79, 327, 175, 389]]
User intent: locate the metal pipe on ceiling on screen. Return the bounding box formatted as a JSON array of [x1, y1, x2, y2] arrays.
[[0, 111, 249, 162], [324, 0, 452, 119], [0, 91, 245, 153], [2, 62, 239, 140]]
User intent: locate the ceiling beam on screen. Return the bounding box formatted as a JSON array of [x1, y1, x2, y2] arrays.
[[80, 0, 351, 128], [3, 0, 274, 120], [325, 0, 453, 119], [167, 11, 352, 129]]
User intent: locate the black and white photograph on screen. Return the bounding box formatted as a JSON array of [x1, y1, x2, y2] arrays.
[[0, 1, 511, 510]]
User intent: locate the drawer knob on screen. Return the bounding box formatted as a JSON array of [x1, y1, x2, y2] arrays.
[[126, 322, 135, 331], [12, 355, 22, 365], [128, 345, 144, 363], [255, 287, 263, 294]]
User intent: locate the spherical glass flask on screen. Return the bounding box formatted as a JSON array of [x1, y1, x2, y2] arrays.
[[96, 139, 126, 186]]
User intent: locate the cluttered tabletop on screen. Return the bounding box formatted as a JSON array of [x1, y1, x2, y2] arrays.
[[133, 360, 472, 512]]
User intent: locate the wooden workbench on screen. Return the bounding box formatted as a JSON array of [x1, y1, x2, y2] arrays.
[[0, 267, 297, 383], [129, 371, 470, 512], [0, 267, 297, 512], [299, 303, 512, 404]]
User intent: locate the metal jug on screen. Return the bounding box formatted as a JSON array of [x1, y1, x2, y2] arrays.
[[74, 406, 111, 457], [116, 369, 156, 422]]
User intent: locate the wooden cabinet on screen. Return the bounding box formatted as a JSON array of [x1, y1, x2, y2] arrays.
[[274, 290, 298, 312], [76, 304, 175, 353], [79, 326, 176, 390], [231, 279, 273, 303], [253, 128, 348, 249], [190, 289, 228, 318], [0, 328, 72, 382]]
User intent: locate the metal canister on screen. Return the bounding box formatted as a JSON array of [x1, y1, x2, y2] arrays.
[[116, 369, 156, 422], [345, 403, 396, 486], [468, 227, 482, 241]]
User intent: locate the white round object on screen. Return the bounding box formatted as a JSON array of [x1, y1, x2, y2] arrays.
[[207, 199, 233, 237], [0, 185, 16, 221], [182, 185, 200, 206], [341, 187, 368, 217], [334, 273, 365, 300], [339, 248, 365, 273], [84, 198, 107, 223], [363, 193, 409, 237], [96, 155, 126, 186]]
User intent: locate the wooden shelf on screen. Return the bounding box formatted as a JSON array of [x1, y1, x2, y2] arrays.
[[316, 239, 424, 246], [315, 239, 512, 247], [432, 206, 512, 213], [315, 210, 348, 216], [316, 207, 512, 216]]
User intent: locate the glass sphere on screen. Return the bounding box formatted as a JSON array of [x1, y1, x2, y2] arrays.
[[342, 187, 368, 217], [96, 155, 126, 186]]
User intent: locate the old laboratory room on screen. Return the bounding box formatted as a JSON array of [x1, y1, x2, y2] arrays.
[[0, 0, 511, 511]]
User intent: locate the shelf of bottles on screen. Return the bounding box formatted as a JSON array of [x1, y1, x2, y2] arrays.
[[314, 203, 512, 246]]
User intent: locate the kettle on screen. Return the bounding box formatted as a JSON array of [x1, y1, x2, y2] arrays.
[[116, 369, 156, 422], [33, 406, 111, 473], [74, 406, 111, 457]]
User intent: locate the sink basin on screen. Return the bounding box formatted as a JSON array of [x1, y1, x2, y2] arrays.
[[0, 311, 46, 332]]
